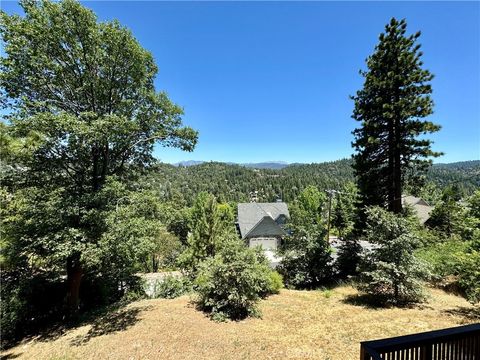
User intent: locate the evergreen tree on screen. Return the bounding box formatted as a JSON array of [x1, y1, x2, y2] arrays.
[[428, 185, 466, 238], [331, 182, 358, 239], [336, 237, 363, 278], [178, 192, 235, 277], [352, 18, 442, 214], [357, 207, 430, 304]]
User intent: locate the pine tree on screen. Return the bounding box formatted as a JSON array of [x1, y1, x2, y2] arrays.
[[352, 18, 442, 214], [357, 207, 429, 304], [331, 182, 358, 239], [178, 192, 235, 277]]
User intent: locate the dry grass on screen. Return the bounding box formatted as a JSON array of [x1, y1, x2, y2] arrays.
[[2, 286, 478, 360]]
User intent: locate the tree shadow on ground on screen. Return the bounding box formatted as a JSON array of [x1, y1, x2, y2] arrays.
[[0, 352, 23, 359], [342, 293, 389, 309], [342, 293, 433, 310], [70, 305, 152, 346], [444, 306, 480, 322], [8, 302, 152, 349]]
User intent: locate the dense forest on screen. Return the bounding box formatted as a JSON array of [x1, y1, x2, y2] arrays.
[[142, 159, 479, 205]]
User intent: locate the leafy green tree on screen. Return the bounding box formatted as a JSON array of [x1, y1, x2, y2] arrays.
[[165, 206, 192, 245], [0, 0, 197, 313], [457, 248, 480, 304], [178, 192, 235, 277], [101, 189, 182, 274], [288, 185, 326, 233], [357, 207, 429, 304], [279, 186, 333, 288], [352, 18, 442, 214]]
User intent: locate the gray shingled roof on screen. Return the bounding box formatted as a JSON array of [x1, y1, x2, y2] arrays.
[[402, 195, 430, 207], [237, 202, 289, 239], [402, 195, 433, 224]]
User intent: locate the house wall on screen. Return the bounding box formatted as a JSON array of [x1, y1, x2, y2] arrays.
[[248, 237, 280, 251]]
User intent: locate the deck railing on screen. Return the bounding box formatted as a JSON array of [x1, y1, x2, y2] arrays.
[[360, 323, 480, 360]]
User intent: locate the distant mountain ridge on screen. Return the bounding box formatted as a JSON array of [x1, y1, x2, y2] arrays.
[[173, 159, 479, 170], [174, 160, 290, 169], [432, 160, 480, 169]]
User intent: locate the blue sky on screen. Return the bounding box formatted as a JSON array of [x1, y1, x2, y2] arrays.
[[2, 1, 479, 164]]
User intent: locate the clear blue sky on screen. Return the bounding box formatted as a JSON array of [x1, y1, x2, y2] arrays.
[[2, 1, 479, 164]]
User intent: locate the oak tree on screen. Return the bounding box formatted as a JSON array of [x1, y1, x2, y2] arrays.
[[1, 0, 197, 313]]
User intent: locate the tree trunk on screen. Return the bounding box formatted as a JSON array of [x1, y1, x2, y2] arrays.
[[392, 111, 403, 214], [152, 254, 158, 273], [66, 254, 83, 316], [394, 282, 399, 303], [387, 119, 396, 213], [387, 79, 403, 214], [392, 149, 403, 214]]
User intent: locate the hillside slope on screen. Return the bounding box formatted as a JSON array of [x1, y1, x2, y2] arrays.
[[3, 286, 477, 360], [145, 160, 479, 205]]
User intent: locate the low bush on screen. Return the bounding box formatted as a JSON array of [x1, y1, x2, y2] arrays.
[[321, 289, 333, 298], [264, 270, 283, 296], [194, 240, 277, 321], [457, 249, 480, 303], [153, 275, 191, 299], [417, 238, 479, 303], [416, 239, 468, 279]]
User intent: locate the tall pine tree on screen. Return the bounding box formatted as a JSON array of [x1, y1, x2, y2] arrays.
[[352, 18, 442, 214]]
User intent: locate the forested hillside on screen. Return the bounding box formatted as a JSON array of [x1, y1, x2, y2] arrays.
[[144, 159, 479, 205], [427, 161, 480, 189]]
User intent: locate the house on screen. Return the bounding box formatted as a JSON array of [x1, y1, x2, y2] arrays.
[[402, 195, 434, 224], [236, 201, 290, 267]]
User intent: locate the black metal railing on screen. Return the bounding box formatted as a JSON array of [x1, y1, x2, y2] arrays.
[[360, 323, 480, 360]]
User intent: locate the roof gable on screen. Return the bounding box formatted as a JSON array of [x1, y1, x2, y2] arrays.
[[402, 195, 433, 224], [402, 195, 430, 207], [243, 216, 286, 239], [237, 202, 289, 238]]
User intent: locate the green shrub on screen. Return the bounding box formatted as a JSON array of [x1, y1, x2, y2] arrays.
[[153, 275, 191, 299], [457, 249, 480, 303], [194, 240, 275, 321], [260, 270, 283, 297], [416, 238, 480, 303], [416, 239, 468, 278], [322, 289, 333, 298]]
